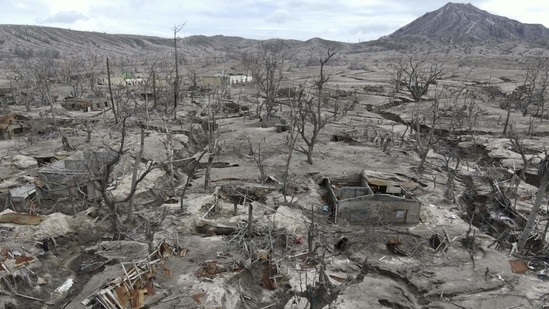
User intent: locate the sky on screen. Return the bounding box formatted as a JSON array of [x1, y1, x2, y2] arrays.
[[1, 0, 548, 42]]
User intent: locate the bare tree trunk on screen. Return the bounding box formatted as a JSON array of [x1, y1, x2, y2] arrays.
[[518, 157, 549, 252], [173, 24, 185, 120], [282, 132, 297, 199], [107, 58, 118, 124], [127, 127, 145, 223], [179, 150, 206, 213], [204, 155, 214, 191], [165, 126, 175, 193], [144, 86, 149, 122], [503, 101, 512, 135], [306, 144, 314, 164], [247, 203, 253, 238], [308, 204, 316, 256], [47, 85, 57, 131], [152, 71, 157, 109], [541, 102, 545, 124]]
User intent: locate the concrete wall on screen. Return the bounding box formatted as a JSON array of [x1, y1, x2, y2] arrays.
[[337, 194, 421, 225], [335, 187, 370, 199]]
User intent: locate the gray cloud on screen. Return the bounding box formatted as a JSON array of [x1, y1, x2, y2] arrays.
[[43, 11, 89, 24], [266, 9, 292, 24]]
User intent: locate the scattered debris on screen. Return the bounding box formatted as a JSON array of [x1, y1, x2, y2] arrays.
[[196, 261, 241, 279], [192, 292, 206, 304], [331, 134, 358, 144], [0, 113, 30, 140], [334, 237, 350, 251], [0, 247, 37, 272], [195, 219, 237, 236], [386, 238, 407, 256], [37, 277, 47, 285], [83, 241, 174, 309], [55, 278, 74, 293]]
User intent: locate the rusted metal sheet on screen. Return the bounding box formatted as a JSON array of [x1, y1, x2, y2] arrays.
[[509, 259, 528, 273], [130, 289, 145, 309], [0, 212, 44, 225], [115, 286, 129, 307]]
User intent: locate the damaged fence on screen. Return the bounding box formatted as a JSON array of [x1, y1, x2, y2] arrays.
[[82, 242, 174, 309]]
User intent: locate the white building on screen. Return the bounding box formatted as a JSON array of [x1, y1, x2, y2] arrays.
[[228, 73, 252, 85]]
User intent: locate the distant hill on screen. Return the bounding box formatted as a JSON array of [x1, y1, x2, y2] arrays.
[[383, 2, 549, 44], [0, 24, 353, 63], [1, 3, 549, 62]]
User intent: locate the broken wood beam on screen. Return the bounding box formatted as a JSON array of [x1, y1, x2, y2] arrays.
[[13, 292, 54, 306]]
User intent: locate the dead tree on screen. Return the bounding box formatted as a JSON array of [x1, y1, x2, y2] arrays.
[[443, 79, 484, 140], [242, 41, 285, 122], [279, 255, 369, 309], [139, 60, 159, 122], [10, 64, 35, 112], [518, 55, 549, 118], [144, 207, 167, 253], [162, 124, 176, 193], [203, 91, 221, 191], [173, 23, 185, 120], [92, 119, 156, 237], [179, 150, 207, 213], [246, 135, 272, 183], [517, 155, 549, 252], [126, 125, 146, 223], [282, 85, 306, 200], [508, 129, 539, 181], [414, 95, 440, 174], [30, 57, 58, 131], [296, 49, 336, 164], [106, 58, 118, 124], [389, 53, 444, 102], [501, 94, 517, 136], [437, 141, 461, 202]]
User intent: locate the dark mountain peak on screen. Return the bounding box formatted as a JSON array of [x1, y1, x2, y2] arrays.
[[438, 2, 488, 17], [441, 2, 476, 10], [386, 2, 549, 43]]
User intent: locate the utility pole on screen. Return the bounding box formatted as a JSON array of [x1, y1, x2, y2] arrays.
[[173, 23, 186, 120]]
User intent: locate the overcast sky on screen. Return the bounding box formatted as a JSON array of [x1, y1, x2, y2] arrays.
[[1, 1, 548, 42]]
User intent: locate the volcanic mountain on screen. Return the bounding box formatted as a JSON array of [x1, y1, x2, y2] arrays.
[[384, 2, 549, 43]]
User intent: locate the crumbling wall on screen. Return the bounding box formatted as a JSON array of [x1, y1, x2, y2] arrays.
[[335, 187, 371, 199], [338, 195, 421, 225]]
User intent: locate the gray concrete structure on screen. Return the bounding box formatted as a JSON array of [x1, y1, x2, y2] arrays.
[[324, 170, 421, 225], [37, 151, 118, 199]]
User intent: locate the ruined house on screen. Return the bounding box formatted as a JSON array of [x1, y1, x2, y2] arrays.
[[200, 76, 225, 88], [7, 185, 36, 212], [323, 170, 421, 225], [62, 97, 110, 112], [0, 113, 30, 140], [36, 151, 169, 205], [37, 151, 118, 200], [0, 80, 14, 105]]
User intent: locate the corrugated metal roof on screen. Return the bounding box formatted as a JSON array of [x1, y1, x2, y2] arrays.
[[9, 185, 36, 199]]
